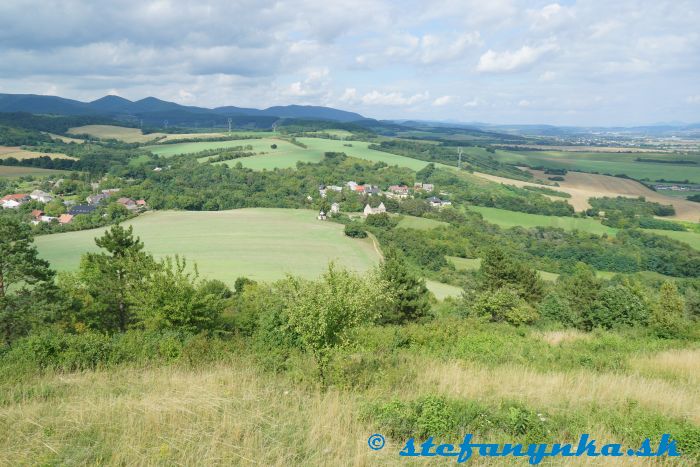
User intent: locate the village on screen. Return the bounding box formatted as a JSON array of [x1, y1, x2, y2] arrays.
[[315, 180, 452, 220], [1, 184, 147, 226]]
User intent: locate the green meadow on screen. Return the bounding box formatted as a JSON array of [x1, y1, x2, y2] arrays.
[[468, 205, 618, 235], [35, 209, 379, 283], [34, 208, 459, 298], [490, 149, 700, 183], [144, 137, 434, 171], [470, 205, 700, 250], [0, 166, 68, 178]]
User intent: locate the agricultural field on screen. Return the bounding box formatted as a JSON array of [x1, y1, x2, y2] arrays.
[[146, 136, 435, 171], [468, 206, 617, 235], [490, 148, 700, 184], [46, 133, 85, 144], [470, 205, 700, 250], [35, 208, 459, 299], [67, 125, 166, 143], [35, 209, 379, 283], [474, 170, 700, 222], [0, 166, 68, 178], [0, 146, 74, 160]]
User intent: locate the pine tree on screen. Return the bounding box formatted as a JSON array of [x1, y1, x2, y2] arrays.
[[479, 247, 544, 303], [379, 248, 431, 324], [78, 225, 154, 332], [0, 216, 54, 344]]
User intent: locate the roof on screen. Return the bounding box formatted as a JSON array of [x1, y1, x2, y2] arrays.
[[1, 193, 29, 202], [31, 209, 44, 218], [136, 199, 147, 206], [68, 204, 97, 215], [427, 196, 442, 202], [58, 214, 73, 224], [117, 197, 135, 205]]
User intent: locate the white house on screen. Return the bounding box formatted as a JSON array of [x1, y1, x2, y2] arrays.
[[363, 202, 387, 217], [30, 190, 54, 203], [331, 203, 340, 214]]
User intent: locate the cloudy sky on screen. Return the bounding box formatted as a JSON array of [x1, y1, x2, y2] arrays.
[[1, 0, 699, 125]]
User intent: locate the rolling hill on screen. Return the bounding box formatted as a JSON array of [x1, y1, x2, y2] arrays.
[[0, 93, 365, 123]]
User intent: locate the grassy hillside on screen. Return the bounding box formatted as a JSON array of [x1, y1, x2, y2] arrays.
[[146, 137, 435, 171], [470, 205, 700, 250], [68, 125, 165, 144], [2, 329, 697, 465], [0, 166, 68, 178], [492, 149, 700, 183], [468, 205, 617, 235], [35, 209, 380, 283], [0, 146, 74, 160]]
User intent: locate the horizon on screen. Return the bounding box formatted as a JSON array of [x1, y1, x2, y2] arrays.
[[1, 1, 699, 126]]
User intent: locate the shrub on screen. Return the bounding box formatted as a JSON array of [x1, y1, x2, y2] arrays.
[[583, 285, 648, 330], [344, 223, 367, 238]]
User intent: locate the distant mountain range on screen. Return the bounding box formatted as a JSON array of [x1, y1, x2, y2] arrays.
[[0, 93, 365, 126]]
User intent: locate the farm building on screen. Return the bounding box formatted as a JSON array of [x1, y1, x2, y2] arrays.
[[363, 202, 387, 217], [1, 193, 29, 209], [58, 214, 74, 225], [117, 197, 138, 210], [30, 190, 54, 203], [87, 193, 108, 205]]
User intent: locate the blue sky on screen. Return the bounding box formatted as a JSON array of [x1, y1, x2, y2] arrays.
[[0, 0, 698, 125]]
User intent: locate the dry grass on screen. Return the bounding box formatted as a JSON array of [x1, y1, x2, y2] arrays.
[[0, 362, 394, 466], [532, 329, 593, 346], [416, 360, 700, 424], [473, 170, 700, 221], [1, 350, 698, 465], [67, 125, 166, 144], [630, 348, 700, 387], [0, 145, 74, 160]]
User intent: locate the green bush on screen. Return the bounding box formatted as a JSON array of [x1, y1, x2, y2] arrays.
[[344, 223, 367, 238]]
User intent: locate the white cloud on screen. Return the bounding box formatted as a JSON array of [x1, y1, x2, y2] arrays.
[[432, 95, 453, 106], [538, 71, 556, 81], [476, 43, 558, 73], [463, 98, 483, 108], [518, 99, 531, 107], [361, 90, 429, 106], [687, 95, 700, 104], [527, 3, 575, 31]]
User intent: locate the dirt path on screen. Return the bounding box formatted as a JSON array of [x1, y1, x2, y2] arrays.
[[473, 170, 700, 222]]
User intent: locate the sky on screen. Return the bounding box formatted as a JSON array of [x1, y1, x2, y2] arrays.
[[0, 0, 699, 126]]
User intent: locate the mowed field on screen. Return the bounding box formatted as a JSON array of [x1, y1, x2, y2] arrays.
[[68, 125, 166, 143], [146, 137, 434, 171], [468, 205, 617, 235], [0, 146, 74, 160], [474, 170, 700, 222], [35, 209, 380, 283], [0, 166, 68, 178], [469, 205, 700, 250], [490, 148, 700, 184]]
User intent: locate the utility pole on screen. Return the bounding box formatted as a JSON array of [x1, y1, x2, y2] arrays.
[[458, 147, 463, 170], [228, 117, 232, 134], [164, 119, 168, 129]]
